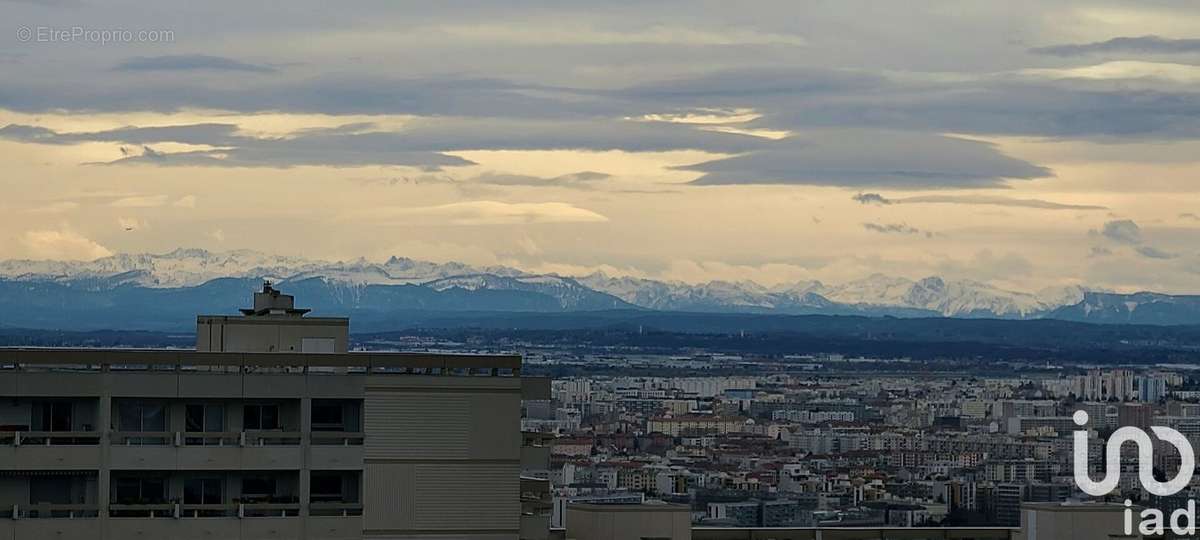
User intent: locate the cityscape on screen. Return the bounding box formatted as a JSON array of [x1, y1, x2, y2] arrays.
[[6, 1, 1200, 538]]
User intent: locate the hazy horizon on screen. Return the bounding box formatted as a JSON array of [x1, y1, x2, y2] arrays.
[[5, 1, 1200, 294]]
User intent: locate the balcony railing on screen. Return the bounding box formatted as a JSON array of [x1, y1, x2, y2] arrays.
[[3, 503, 363, 520], [13, 504, 100, 519], [110, 431, 307, 446], [109, 503, 176, 518], [2, 431, 101, 446], [310, 431, 365, 446], [111, 431, 175, 445], [308, 502, 363, 517], [179, 503, 238, 518], [240, 502, 301, 518], [106, 502, 304, 519]]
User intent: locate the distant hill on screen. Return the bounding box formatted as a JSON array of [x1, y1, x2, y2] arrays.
[[1, 248, 1198, 329], [1047, 291, 1200, 325]]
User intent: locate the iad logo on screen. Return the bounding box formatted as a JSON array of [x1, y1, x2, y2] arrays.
[[1071, 410, 1199, 536], [1072, 410, 1194, 496]]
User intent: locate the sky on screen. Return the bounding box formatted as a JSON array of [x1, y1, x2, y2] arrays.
[[2, 0, 1200, 294]]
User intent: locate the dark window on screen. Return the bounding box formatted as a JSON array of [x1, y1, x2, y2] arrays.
[[310, 474, 343, 502], [30, 477, 74, 504], [184, 478, 223, 505], [117, 402, 167, 431], [311, 402, 344, 431], [185, 404, 224, 432], [241, 477, 276, 500], [113, 477, 166, 504], [36, 401, 73, 432], [243, 404, 280, 430]]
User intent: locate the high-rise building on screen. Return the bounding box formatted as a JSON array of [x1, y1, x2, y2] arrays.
[[0, 284, 544, 540]]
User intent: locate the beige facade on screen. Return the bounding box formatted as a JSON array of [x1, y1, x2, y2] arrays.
[[647, 415, 749, 436], [0, 286, 543, 540], [1017, 502, 1138, 540], [0, 348, 533, 540], [566, 503, 692, 540]]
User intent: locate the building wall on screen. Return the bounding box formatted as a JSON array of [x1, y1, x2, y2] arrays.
[[362, 376, 523, 539], [197, 317, 349, 353], [0, 349, 525, 540], [566, 505, 692, 540]]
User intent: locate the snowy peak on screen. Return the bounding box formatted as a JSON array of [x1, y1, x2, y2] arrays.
[[0, 248, 1171, 321], [810, 275, 1059, 317]]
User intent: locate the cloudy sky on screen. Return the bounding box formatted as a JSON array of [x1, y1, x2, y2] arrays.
[[3, 0, 1200, 293]]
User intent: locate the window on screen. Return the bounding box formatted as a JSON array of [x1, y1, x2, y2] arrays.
[[240, 477, 276, 502], [185, 404, 225, 432], [35, 401, 73, 432], [113, 477, 166, 504], [311, 402, 344, 431], [310, 474, 343, 502], [30, 477, 74, 504], [184, 478, 223, 505], [117, 401, 167, 432], [243, 404, 280, 430]]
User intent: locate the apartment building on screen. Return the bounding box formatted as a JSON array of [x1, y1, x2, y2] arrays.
[[0, 284, 545, 540]]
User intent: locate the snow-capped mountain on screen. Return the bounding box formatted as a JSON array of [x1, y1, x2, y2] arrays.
[[578, 272, 1071, 318], [0, 248, 323, 288], [577, 273, 835, 313], [809, 275, 1065, 318], [1, 248, 1195, 326], [0, 249, 525, 288]]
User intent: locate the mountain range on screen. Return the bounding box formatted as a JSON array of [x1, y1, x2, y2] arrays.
[[0, 248, 1197, 331]]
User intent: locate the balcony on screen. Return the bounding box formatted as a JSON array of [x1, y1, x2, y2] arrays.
[[0, 431, 101, 469], [109, 431, 303, 469], [309, 431, 364, 469], [12, 504, 100, 519]]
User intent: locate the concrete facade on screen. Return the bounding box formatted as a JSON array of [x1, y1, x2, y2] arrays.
[[0, 286, 543, 540], [566, 503, 692, 540]]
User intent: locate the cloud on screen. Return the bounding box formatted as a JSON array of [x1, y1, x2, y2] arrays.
[[173, 195, 197, 208], [471, 171, 612, 189], [114, 55, 277, 73], [0, 118, 762, 169], [1181, 213, 1200, 221], [1099, 219, 1142, 244], [621, 67, 1200, 140], [111, 195, 168, 208], [855, 193, 1106, 210], [1031, 36, 1200, 57], [683, 131, 1051, 189], [863, 222, 932, 238], [936, 249, 1034, 281], [434, 23, 807, 47], [1135, 245, 1177, 259], [852, 193, 892, 205], [1092, 219, 1178, 260], [19, 228, 112, 260], [1024, 61, 1200, 85], [360, 201, 609, 226], [1089, 246, 1113, 258], [26, 201, 80, 214]]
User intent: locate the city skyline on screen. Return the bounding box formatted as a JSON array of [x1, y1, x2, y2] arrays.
[[4, 1, 1200, 294]]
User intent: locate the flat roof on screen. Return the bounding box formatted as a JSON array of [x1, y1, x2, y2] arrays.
[[568, 502, 691, 513], [197, 315, 348, 325], [0, 347, 520, 371]]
